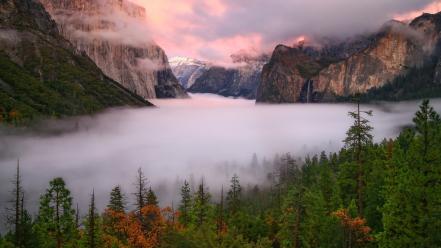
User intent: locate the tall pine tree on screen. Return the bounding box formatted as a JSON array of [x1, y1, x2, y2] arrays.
[[179, 180, 192, 227], [35, 177, 76, 248], [226, 174, 242, 214], [344, 100, 373, 215]]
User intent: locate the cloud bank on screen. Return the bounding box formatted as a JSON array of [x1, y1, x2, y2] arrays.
[[128, 0, 439, 64]]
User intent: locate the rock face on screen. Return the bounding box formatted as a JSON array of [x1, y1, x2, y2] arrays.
[[0, 0, 150, 124], [256, 17, 438, 103], [171, 55, 268, 99], [169, 57, 210, 89], [39, 0, 187, 99]]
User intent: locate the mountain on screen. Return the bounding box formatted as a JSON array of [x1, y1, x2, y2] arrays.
[[169, 56, 210, 89], [0, 0, 150, 125], [170, 54, 268, 99], [39, 0, 187, 99], [256, 15, 441, 103]]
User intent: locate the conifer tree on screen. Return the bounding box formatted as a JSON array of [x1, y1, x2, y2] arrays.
[[413, 99, 440, 160], [35, 177, 76, 248], [216, 185, 225, 240], [86, 190, 98, 248], [344, 101, 373, 215], [227, 174, 242, 214], [75, 203, 80, 229], [381, 100, 441, 247], [146, 187, 159, 206], [134, 168, 148, 213], [193, 179, 211, 227], [108, 185, 125, 212], [6, 159, 23, 247], [179, 180, 192, 227]]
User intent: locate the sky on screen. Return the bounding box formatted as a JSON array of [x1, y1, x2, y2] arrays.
[[127, 0, 441, 65]]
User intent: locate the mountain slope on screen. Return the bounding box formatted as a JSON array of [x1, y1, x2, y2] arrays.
[[256, 16, 440, 103], [0, 0, 151, 125], [39, 0, 187, 99], [171, 55, 267, 99]]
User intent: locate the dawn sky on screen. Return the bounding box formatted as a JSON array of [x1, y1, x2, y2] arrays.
[[126, 0, 439, 64]]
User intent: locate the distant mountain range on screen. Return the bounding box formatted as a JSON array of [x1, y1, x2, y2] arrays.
[[170, 54, 269, 99], [256, 14, 441, 103]]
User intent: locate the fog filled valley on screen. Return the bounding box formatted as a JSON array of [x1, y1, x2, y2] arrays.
[[3, 0, 441, 246], [1, 94, 441, 241]]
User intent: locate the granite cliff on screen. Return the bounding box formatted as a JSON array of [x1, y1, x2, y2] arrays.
[[0, 0, 151, 124], [39, 0, 187, 99], [256, 15, 441, 103]]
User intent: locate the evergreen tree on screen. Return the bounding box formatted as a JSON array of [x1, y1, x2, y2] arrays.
[[216, 185, 225, 241], [146, 187, 159, 206], [5, 159, 23, 247], [35, 177, 76, 248], [85, 190, 100, 248], [75, 203, 80, 229], [380, 100, 441, 247], [226, 174, 242, 214], [412, 99, 440, 160], [134, 168, 148, 213], [193, 179, 211, 227], [344, 101, 373, 215], [107, 185, 125, 213], [179, 180, 192, 227]]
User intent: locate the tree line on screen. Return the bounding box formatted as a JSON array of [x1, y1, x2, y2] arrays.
[[1, 100, 441, 247]]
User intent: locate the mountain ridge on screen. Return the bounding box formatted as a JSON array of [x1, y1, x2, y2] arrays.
[[256, 13, 441, 103]]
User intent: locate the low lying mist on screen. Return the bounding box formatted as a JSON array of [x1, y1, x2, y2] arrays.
[[0, 94, 439, 230]]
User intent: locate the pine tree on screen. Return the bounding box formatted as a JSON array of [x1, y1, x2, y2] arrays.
[[193, 179, 211, 227], [412, 99, 440, 160], [381, 100, 441, 247], [6, 159, 23, 247], [86, 190, 98, 248], [75, 203, 80, 229], [108, 185, 125, 212], [344, 100, 373, 215], [146, 187, 158, 206], [134, 168, 148, 213], [35, 177, 76, 248], [216, 185, 225, 241], [179, 180, 192, 227], [226, 174, 241, 214]]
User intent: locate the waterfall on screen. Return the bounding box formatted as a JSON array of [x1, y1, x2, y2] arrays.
[[306, 79, 311, 103]]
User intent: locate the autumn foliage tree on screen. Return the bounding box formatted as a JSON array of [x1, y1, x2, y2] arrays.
[[332, 208, 373, 248]]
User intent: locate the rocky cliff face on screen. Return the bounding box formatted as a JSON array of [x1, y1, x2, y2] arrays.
[[39, 0, 187, 99], [0, 0, 150, 124], [256, 16, 438, 103], [171, 55, 267, 99]]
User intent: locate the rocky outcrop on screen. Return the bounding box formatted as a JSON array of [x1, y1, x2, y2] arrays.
[[0, 0, 150, 124], [316, 23, 426, 99], [39, 0, 187, 99], [256, 45, 322, 103], [256, 16, 437, 103], [171, 55, 267, 99]]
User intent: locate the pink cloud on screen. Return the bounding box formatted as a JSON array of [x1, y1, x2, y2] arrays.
[[128, 0, 438, 65], [394, 1, 441, 21]]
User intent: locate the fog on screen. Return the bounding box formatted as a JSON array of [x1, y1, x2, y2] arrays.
[[1, 94, 440, 231]]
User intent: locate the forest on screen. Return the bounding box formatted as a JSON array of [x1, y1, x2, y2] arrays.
[[1, 100, 440, 248]]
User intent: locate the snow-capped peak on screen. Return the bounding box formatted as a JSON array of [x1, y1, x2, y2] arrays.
[[169, 56, 208, 67]]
